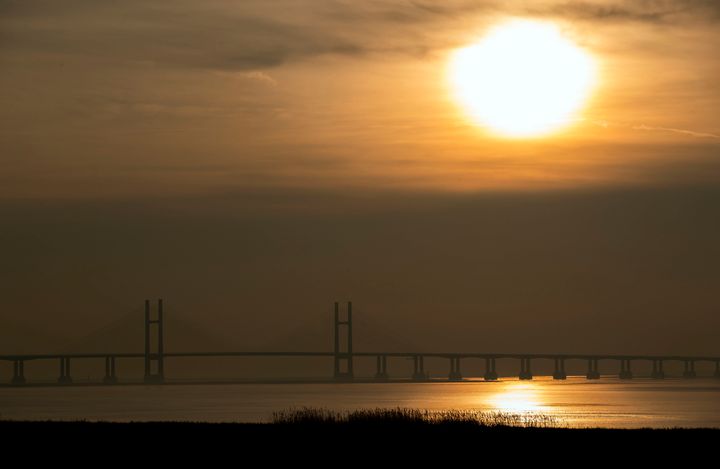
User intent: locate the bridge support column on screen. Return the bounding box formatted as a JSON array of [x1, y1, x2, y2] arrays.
[[519, 357, 533, 380], [103, 356, 118, 384], [619, 359, 633, 380], [11, 360, 26, 385], [484, 358, 498, 381], [683, 360, 697, 379], [715, 361, 720, 379], [651, 359, 665, 379], [333, 301, 354, 381], [374, 355, 389, 381], [412, 355, 428, 381], [586, 359, 600, 379], [144, 299, 165, 384], [448, 357, 462, 381], [553, 358, 567, 380], [58, 357, 72, 384]]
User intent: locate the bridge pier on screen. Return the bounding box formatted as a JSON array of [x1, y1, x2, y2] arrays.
[[412, 355, 428, 381], [11, 359, 26, 385], [519, 357, 533, 380], [333, 301, 354, 381], [144, 299, 166, 384], [103, 356, 118, 384], [448, 357, 462, 381], [484, 358, 498, 381], [58, 357, 72, 384], [651, 359, 665, 379], [682, 360, 697, 379], [374, 355, 389, 381], [586, 359, 600, 379], [619, 359, 633, 380], [552, 358, 567, 380]]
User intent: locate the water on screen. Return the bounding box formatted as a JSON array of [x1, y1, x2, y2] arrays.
[[2, 377, 719, 428]]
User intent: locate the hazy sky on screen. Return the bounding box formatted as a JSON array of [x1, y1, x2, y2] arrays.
[[1, 1, 719, 358], [2, 0, 719, 197]]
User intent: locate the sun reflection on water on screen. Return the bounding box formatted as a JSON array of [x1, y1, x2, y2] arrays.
[[486, 382, 547, 413]]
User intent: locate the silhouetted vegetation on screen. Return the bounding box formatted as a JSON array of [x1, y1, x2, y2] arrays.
[[271, 406, 562, 428]]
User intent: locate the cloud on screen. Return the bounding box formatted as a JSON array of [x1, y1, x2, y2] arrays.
[[519, 0, 720, 24], [4, 0, 718, 76], [325, 1, 720, 26], [0, 0, 368, 71], [632, 124, 720, 139], [583, 119, 720, 139], [236, 71, 278, 86]]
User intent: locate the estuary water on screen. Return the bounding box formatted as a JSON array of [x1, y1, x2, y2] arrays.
[[2, 377, 719, 428]]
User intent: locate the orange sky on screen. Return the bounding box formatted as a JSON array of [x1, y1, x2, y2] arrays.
[[1, 1, 720, 355], [1, 0, 719, 199]]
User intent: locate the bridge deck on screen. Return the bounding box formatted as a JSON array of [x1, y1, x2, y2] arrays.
[[1, 352, 718, 361]]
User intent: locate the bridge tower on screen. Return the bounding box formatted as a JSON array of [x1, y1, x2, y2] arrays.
[[144, 299, 165, 384], [651, 359, 665, 379], [619, 358, 633, 379], [682, 359, 697, 378], [448, 357, 462, 381], [586, 358, 600, 379], [57, 357, 72, 384], [11, 360, 26, 385], [374, 355, 389, 381], [552, 358, 567, 380], [484, 357, 498, 381], [519, 357, 533, 380], [333, 301, 353, 381]]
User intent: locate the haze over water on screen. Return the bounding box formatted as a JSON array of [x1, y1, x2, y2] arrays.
[[3, 378, 719, 429]]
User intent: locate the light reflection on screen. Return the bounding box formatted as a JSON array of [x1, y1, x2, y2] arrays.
[[486, 382, 547, 413]]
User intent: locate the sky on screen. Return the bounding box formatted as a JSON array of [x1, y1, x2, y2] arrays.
[[1, 1, 719, 361]]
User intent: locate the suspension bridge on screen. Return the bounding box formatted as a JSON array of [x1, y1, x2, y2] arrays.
[[3, 299, 719, 385]]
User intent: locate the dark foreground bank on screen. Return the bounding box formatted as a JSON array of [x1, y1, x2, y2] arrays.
[[2, 420, 718, 447], [1, 419, 718, 464], [3, 407, 719, 438], [3, 409, 718, 462]]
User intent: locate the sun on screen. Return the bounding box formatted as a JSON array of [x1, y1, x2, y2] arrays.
[[449, 20, 597, 138]]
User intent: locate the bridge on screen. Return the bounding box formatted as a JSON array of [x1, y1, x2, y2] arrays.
[[3, 299, 720, 385]]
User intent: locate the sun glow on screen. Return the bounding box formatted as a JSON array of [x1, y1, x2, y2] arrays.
[[487, 384, 546, 413], [449, 20, 597, 138]]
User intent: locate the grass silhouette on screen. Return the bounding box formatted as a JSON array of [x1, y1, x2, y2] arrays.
[[271, 406, 562, 428]]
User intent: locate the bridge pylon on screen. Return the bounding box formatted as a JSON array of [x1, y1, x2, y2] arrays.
[[144, 299, 165, 384], [586, 358, 600, 379], [11, 360, 26, 385], [651, 359, 665, 379], [519, 357, 533, 380], [333, 301, 353, 381], [619, 359, 633, 380], [57, 357, 72, 384], [552, 358, 567, 380]]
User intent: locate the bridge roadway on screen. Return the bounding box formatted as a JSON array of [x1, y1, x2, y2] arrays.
[[2, 351, 720, 361], [2, 351, 719, 385]]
